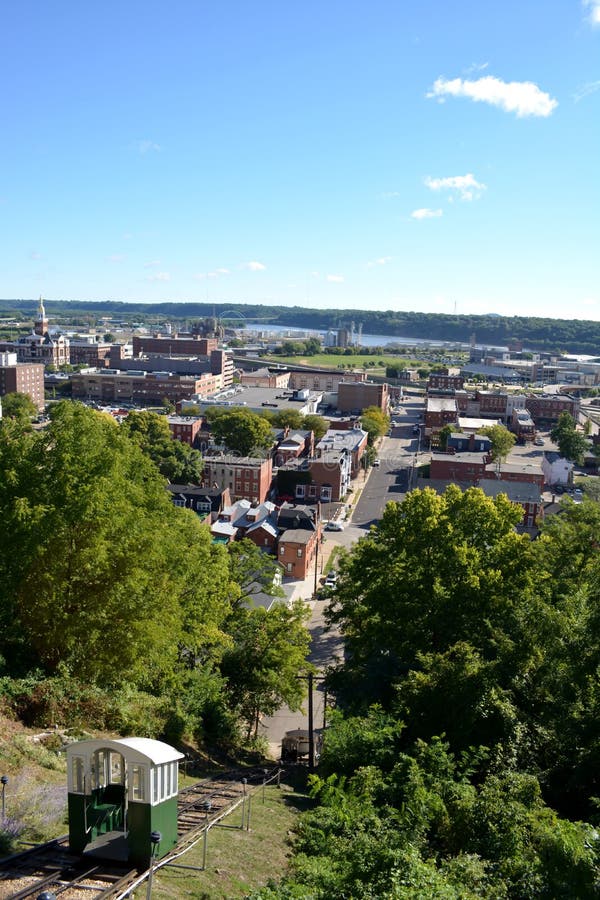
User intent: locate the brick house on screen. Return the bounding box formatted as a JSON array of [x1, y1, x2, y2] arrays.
[[424, 398, 459, 438], [201, 455, 273, 504], [278, 527, 320, 579], [167, 415, 204, 446]]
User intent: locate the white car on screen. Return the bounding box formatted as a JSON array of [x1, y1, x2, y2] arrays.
[[325, 521, 345, 531], [373, 458, 381, 467]]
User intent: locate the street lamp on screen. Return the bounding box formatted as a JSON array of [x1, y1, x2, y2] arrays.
[[146, 830, 162, 900], [1, 775, 7, 821]]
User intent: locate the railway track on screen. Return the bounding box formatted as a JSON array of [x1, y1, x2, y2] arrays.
[[0, 766, 280, 900]]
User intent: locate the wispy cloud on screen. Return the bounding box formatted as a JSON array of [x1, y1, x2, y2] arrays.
[[29, 251, 43, 260], [380, 191, 400, 199], [427, 75, 558, 117], [139, 139, 161, 154], [464, 62, 489, 75], [326, 274, 344, 283], [106, 253, 126, 263], [147, 272, 170, 282], [425, 173, 486, 201], [573, 80, 600, 102], [411, 208, 443, 220], [367, 256, 392, 268], [144, 260, 161, 268], [194, 268, 231, 280], [244, 261, 266, 271], [583, 0, 600, 25]]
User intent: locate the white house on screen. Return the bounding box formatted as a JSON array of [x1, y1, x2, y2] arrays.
[[542, 451, 573, 487]]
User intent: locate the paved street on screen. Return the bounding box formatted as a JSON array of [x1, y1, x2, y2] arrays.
[[261, 397, 427, 757]]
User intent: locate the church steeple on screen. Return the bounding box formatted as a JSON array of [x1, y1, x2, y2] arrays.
[[35, 296, 48, 336]]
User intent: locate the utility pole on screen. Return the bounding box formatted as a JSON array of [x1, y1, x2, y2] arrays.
[[307, 671, 315, 771]]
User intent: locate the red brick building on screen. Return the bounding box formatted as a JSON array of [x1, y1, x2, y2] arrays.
[[337, 381, 389, 414], [427, 373, 464, 391], [0, 359, 45, 411], [201, 454, 273, 504], [167, 415, 204, 446], [525, 394, 580, 426], [278, 527, 321, 579]]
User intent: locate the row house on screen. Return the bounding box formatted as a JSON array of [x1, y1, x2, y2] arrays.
[[210, 499, 279, 550], [278, 527, 320, 579], [201, 454, 273, 504], [525, 394, 580, 427], [424, 397, 459, 439], [542, 452, 574, 487], [166, 484, 231, 522], [317, 427, 368, 477], [430, 453, 544, 489], [278, 449, 351, 503], [446, 432, 492, 454], [273, 428, 314, 465], [167, 415, 204, 446]]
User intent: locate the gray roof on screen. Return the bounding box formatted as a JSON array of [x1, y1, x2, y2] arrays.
[[279, 528, 315, 544]]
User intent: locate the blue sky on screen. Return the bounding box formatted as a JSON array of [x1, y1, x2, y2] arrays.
[[1, 1, 599, 319]]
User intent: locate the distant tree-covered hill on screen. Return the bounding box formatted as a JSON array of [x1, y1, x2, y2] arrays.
[[2, 298, 599, 354]]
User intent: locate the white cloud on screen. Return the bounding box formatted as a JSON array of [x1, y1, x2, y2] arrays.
[[573, 80, 600, 102], [147, 272, 170, 282], [139, 139, 161, 154], [244, 261, 266, 271], [464, 62, 489, 75], [427, 75, 558, 117], [583, 0, 600, 25], [106, 253, 126, 263], [194, 268, 231, 280], [367, 256, 392, 268], [411, 208, 443, 219], [425, 173, 486, 201], [380, 191, 400, 199], [29, 251, 43, 260], [326, 274, 344, 283], [144, 259, 161, 268]]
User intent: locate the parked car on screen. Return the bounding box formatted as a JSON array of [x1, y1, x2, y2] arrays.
[[325, 521, 345, 531], [534, 437, 544, 446], [373, 458, 381, 467], [324, 571, 338, 588]]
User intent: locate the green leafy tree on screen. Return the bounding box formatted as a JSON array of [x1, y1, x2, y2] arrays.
[[360, 406, 390, 445], [438, 423, 455, 450], [302, 414, 328, 442], [551, 412, 589, 463], [0, 402, 234, 687], [271, 409, 304, 430], [220, 600, 311, 739], [121, 410, 204, 483], [1, 392, 38, 423], [480, 424, 516, 461], [211, 408, 274, 456], [328, 486, 539, 717]]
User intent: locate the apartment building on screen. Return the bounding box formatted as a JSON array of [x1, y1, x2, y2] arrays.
[[201, 454, 273, 504], [0, 356, 45, 411]]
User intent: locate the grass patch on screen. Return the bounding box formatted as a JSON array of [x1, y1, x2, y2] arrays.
[[153, 779, 311, 899], [323, 546, 341, 575], [262, 353, 432, 371]]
